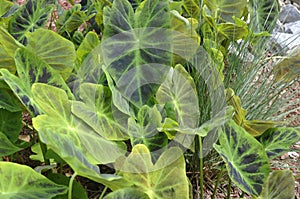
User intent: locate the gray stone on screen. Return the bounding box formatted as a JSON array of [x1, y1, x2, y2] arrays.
[[273, 20, 285, 33], [284, 21, 300, 34], [272, 32, 300, 50], [278, 4, 300, 24]]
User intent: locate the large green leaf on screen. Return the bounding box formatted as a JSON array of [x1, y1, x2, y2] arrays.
[[102, 0, 172, 107], [104, 188, 150, 199], [0, 27, 22, 73], [32, 83, 128, 190], [71, 83, 128, 140], [248, 0, 279, 32], [216, 17, 249, 41], [156, 64, 199, 148], [0, 69, 40, 115], [0, 47, 72, 115], [32, 83, 125, 164], [258, 170, 295, 199], [259, 127, 300, 160], [26, 29, 76, 79], [170, 11, 200, 62], [128, 105, 168, 157], [0, 131, 21, 156], [204, 0, 247, 22], [214, 120, 270, 196], [0, 162, 67, 198], [115, 144, 189, 199], [0, 108, 22, 142], [15, 48, 72, 97], [8, 0, 53, 44], [76, 31, 100, 66]]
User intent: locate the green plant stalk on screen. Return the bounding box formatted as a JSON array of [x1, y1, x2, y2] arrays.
[[99, 186, 108, 199], [212, 164, 225, 199], [227, 178, 232, 199], [198, 136, 204, 199], [100, 171, 118, 198], [68, 172, 77, 199], [40, 142, 50, 165]]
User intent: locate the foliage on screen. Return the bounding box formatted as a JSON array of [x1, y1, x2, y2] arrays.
[[0, 0, 299, 198], [0, 162, 67, 198]]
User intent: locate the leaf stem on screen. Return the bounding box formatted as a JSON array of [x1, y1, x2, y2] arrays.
[[212, 164, 225, 199], [199, 136, 204, 199], [227, 178, 232, 199], [40, 142, 50, 165], [99, 186, 108, 199], [68, 172, 77, 199]]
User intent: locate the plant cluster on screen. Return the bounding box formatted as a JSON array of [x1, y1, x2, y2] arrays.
[[0, 0, 299, 198]]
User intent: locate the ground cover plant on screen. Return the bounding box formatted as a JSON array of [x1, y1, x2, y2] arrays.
[[0, 0, 299, 198]]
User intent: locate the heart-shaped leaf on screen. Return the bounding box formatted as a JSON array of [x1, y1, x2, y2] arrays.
[[259, 127, 300, 159], [216, 17, 249, 41], [156, 64, 199, 148], [26, 29, 76, 79], [8, 0, 53, 44], [31, 83, 128, 190], [0, 162, 67, 198], [102, 0, 172, 107], [258, 170, 295, 199], [204, 0, 247, 22], [170, 11, 200, 62], [128, 105, 168, 159], [76, 31, 100, 66], [71, 83, 128, 140], [0, 47, 72, 116], [115, 144, 189, 199], [32, 83, 125, 165], [214, 120, 270, 196], [0, 68, 40, 116]]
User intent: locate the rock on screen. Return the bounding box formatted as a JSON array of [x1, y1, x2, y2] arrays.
[[284, 21, 300, 34], [278, 4, 300, 24], [273, 20, 285, 33], [272, 32, 300, 50]]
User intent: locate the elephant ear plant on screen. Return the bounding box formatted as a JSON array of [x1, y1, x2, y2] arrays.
[[0, 0, 299, 198]]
